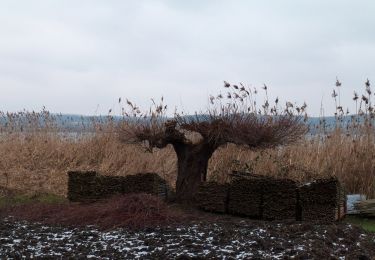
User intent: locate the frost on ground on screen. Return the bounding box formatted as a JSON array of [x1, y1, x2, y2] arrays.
[[0, 218, 374, 259]]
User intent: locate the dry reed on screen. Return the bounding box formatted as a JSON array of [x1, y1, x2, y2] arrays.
[[1, 80, 375, 198]]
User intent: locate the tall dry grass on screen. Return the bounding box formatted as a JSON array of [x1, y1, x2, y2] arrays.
[[0, 110, 176, 195], [1, 113, 374, 198], [209, 134, 375, 198], [1, 80, 375, 198], [208, 79, 375, 198]]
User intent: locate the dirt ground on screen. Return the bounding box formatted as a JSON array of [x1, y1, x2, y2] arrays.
[[0, 192, 374, 259], [1, 217, 375, 259]]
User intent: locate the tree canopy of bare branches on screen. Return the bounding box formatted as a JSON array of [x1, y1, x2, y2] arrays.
[[119, 82, 308, 201]]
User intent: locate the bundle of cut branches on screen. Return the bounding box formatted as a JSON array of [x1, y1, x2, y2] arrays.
[[354, 199, 375, 217]]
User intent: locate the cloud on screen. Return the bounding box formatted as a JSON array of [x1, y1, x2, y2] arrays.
[[0, 0, 374, 115]]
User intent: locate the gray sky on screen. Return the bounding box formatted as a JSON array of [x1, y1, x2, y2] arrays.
[[0, 0, 374, 116]]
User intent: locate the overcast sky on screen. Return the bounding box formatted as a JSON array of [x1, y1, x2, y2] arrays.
[[0, 1, 374, 116]]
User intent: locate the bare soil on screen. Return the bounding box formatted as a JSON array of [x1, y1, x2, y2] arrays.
[[1, 217, 375, 259], [0, 194, 374, 259]]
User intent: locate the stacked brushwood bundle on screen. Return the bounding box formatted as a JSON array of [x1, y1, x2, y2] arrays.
[[262, 179, 298, 220], [195, 182, 229, 213], [354, 199, 375, 217], [227, 172, 273, 218], [120, 173, 170, 198], [67, 171, 98, 202], [67, 171, 169, 202], [196, 171, 345, 222], [96, 175, 125, 198], [299, 177, 346, 222]]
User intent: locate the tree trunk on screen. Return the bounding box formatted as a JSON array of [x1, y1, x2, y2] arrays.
[[173, 143, 214, 202]]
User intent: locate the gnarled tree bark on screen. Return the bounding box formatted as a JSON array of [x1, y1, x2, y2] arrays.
[[173, 142, 215, 202]]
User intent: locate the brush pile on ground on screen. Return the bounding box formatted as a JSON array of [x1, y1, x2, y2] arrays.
[[262, 178, 298, 220], [196, 173, 346, 222], [227, 175, 266, 218], [299, 178, 346, 221], [0, 193, 180, 230], [67, 171, 170, 202], [355, 199, 375, 217], [194, 182, 229, 213]]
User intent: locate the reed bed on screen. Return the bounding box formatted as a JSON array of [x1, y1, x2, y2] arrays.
[[1, 122, 374, 198], [1, 80, 375, 198]]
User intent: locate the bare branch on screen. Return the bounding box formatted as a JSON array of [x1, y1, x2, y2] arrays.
[[176, 113, 307, 149], [119, 118, 191, 150], [119, 83, 307, 152]]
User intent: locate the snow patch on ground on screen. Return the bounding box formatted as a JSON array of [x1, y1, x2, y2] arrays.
[[0, 218, 374, 259]]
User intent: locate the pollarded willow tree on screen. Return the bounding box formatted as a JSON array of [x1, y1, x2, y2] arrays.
[[119, 82, 308, 202]]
